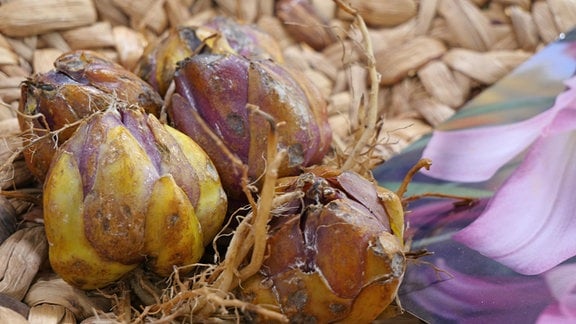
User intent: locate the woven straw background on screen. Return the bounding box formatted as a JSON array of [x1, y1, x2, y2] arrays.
[[0, 0, 575, 322]]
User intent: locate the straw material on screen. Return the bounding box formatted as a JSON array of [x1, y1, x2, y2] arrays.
[[339, 0, 418, 27], [0, 118, 30, 190], [0, 195, 18, 244], [418, 60, 467, 108], [0, 0, 575, 322], [0, 226, 48, 301], [438, 0, 496, 51], [548, 0, 576, 33], [0, 0, 96, 37], [509, 6, 539, 50], [443, 48, 532, 84], [532, 1, 563, 43], [0, 306, 28, 324], [61, 22, 116, 50], [24, 274, 111, 321], [27, 304, 76, 324], [377, 36, 447, 85]]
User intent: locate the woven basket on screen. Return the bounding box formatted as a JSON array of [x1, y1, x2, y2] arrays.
[[0, 0, 575, 322]]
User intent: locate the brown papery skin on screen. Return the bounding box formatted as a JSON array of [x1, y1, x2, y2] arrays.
[[18, 50, 163, 181], [135, 16, 284, 96], [240, 169, 405, 322]]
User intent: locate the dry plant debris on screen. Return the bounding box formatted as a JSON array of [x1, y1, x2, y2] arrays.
[[0, 0, 575, 323]]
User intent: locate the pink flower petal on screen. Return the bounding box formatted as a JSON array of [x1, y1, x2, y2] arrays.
[[407, 259, 551, 323], [537, 304, 576, 324], [550, 108, 576, 134], [454, 130, 576, 275], [422, 114, 549, 182], [422, 76, 576, 182], [537, 264, 576, 323], [544, 264, 576, 318]]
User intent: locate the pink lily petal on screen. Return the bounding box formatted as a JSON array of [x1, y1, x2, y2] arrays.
[[407, 259, 551, 323], [422, 115, 548, 182], [453, 129, 576, 275], [544, 264, 576, 318], [422, 76, 576, 182], [538, 305, 576, 324], [537, 264, 576, 323], [550, 108, 576, 134]]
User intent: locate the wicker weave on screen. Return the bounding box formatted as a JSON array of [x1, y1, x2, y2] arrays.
[[0, 0, 575, 322]]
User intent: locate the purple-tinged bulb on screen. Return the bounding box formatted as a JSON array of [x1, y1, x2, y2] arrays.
[[18, 50, 163, 181], [43, 108, 227, 290], [135, 16, 283, 96], [169, 53, 332, 198]]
